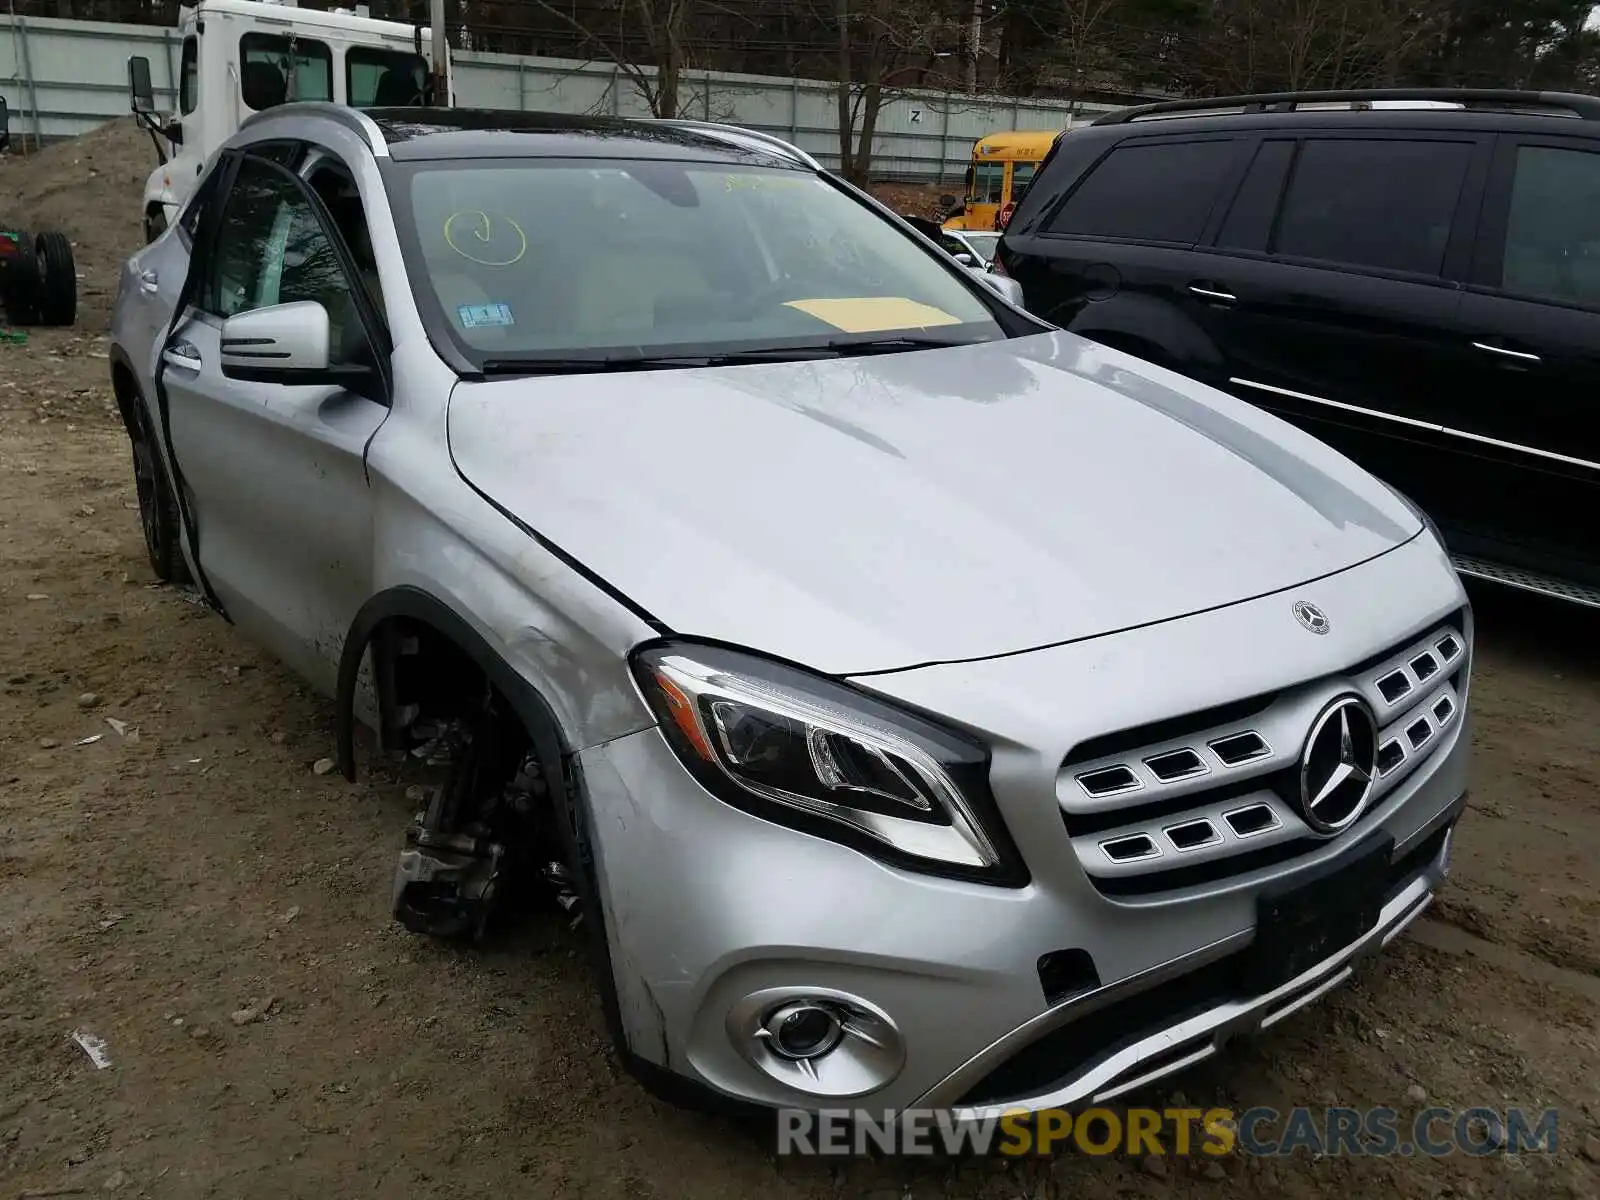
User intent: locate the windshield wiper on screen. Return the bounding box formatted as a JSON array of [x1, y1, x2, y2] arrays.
[[478, 347, 844, 376], [477, 335, 989, 377], [823, 334, 990, 356]]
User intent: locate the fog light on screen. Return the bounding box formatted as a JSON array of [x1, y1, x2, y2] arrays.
[[727, 986, 905, 1097], [764, 1002, 844, 1060]]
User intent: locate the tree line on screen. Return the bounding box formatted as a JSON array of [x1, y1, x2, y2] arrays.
[[18, 0, 1600, 180]]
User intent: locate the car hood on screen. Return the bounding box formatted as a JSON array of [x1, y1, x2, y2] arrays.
[[447, 332, 1420, 675]]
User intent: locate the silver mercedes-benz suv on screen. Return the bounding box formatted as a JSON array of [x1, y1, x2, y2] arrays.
[[108, 104, 1472, 1121]]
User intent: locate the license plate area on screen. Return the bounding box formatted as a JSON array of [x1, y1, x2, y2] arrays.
[[1242, 832, 1393, 995]]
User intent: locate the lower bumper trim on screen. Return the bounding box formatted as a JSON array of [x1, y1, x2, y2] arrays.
[[948, 879, 1433, 1123]]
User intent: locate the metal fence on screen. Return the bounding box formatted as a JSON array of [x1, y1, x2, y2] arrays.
[[0, 11, 1119, 179]]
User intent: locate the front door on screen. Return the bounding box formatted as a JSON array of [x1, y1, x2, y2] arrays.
[[1188, 132, 1493, 519], [1450, 133, 1600, 586], [161, 149, 389, 694]]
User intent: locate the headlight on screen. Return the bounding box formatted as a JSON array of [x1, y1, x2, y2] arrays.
[[630, 642, 1026, 886]]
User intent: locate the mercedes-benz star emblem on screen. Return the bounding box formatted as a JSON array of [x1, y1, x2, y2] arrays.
[[1293, 600, 1330, 634], [1297, 697, 1379, 835]]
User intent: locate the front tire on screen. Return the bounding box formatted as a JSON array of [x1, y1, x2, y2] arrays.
[[129, 408, 190, 584], [143, 206, 167, 245]]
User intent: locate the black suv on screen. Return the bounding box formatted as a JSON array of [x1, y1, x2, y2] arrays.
[[995, 88, 1600, 608]]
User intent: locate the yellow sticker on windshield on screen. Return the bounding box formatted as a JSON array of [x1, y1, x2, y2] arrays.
[[783, 297, 963, 333]]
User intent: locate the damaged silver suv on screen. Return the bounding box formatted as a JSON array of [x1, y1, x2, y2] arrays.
[[109, 104, 1472, 1122]]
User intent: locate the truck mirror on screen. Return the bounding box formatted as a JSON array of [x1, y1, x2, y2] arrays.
[[128, 56, 156, 114]]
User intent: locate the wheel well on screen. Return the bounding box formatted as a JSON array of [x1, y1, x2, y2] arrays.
[[110, 360, 141, 433], [336, 589, 571, 787], [346, 600, 626, 1041], [371, 615, 507, 746]]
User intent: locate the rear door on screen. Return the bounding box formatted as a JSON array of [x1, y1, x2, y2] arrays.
[[1002, 132, 1249, 336], [1450, 134, 1600, 585], [1186, 131, 1493, 513]]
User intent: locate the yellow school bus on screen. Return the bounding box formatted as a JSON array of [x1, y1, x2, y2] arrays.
[[942, 130, 1062, 232]]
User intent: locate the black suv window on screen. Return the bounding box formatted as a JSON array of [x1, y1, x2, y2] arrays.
[[1500, 144, 1600, 309], [1272, 139, 1471, 277], [1044, 139, 1237, 245], [199, 156, 365, 363]]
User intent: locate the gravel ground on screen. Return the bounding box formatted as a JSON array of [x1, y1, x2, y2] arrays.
[[1, 121, 1598, 1200]]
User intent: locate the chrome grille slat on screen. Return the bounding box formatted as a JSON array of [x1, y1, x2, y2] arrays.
[[1059, 617, 1469, 894]]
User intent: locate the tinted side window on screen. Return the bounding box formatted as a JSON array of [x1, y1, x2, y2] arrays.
[[1215, 139, 1295, 251], [1043, 139, 1237, 245], [198, 156, 364, 362], [239, 34, 333, 111], [1272, 139, 1471, 276], [1499, 145, 1600, 309], [179, 36, 198, 115]]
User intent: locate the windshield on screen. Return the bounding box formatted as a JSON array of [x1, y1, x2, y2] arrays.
[[393, 160, 1003, 366], [963, 233, 1000, 262]]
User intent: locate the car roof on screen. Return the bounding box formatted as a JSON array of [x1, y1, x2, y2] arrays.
[[235, 104, 814, 169], [1076, 88, 1600, 143], [365, 107, 807, 167]]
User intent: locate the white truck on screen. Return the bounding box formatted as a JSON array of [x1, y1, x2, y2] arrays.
[[127, 0, 452, 243]]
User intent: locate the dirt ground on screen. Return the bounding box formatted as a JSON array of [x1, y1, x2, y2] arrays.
[[2, 122, 1599, 1200]]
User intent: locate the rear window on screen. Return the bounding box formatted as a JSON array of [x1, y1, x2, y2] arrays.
[[1043, 139, 1238, 245], [1271, 138, 1472, 276]]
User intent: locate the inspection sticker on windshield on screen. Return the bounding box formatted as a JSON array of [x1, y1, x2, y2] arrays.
[[458, 303, 515, 329]]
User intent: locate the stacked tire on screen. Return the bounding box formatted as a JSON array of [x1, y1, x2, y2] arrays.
[[0, 229, 77, 327]]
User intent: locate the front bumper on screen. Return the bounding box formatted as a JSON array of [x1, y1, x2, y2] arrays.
[[926, 807, 1456, 1121], [575, 534, 1471, 1113]]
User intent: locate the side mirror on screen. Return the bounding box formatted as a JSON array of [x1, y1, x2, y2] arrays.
[[971, 268, 1025, 309], [952, 252, 976, 267], [128, 56, 156, 114], [164, 118, 184, 145], [220, 301, 364, 385]]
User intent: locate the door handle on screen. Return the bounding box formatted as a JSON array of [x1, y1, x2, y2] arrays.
[[1188, 283, 1238, 304], [138, 269, 159, 295], [1472, 341, 1541, 364], [162, 342, 201, 372]]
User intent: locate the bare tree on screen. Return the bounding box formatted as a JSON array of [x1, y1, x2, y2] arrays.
[[830, 0, 965, 183], [516, 0, 697, 116]]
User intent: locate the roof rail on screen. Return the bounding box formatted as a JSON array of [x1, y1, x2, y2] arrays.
[[237, 100, 388, 152], [639, 118, 821, 169], [1092, 88, 1600, 125]]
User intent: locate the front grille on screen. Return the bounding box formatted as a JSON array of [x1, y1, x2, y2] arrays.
[[957, 822, 1452, 1108], [1058, 612, 1468, 898]]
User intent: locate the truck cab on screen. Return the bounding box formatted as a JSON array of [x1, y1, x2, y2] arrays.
[[128, 0, 450, 242]]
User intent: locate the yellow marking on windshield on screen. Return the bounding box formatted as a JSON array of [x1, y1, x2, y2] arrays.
[[783, 297, 963, 333], [444, 210, 527, 266]]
